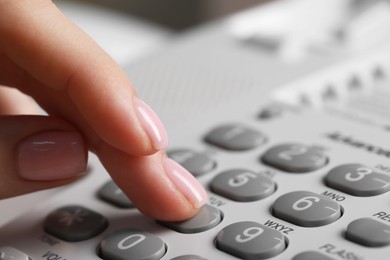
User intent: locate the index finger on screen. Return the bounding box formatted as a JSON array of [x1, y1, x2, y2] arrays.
[[0, 0, 168, 155]]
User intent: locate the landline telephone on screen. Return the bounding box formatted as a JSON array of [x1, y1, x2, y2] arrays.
[[1, 0, 390, 259]]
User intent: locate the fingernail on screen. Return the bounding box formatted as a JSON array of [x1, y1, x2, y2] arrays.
[[17, 131, 87, 181], [163, 158, 208, 209], [134, 97, 168, 150]]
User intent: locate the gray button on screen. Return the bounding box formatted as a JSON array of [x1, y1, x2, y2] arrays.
[[0, 247, 30, 260], [215, 221, 286, 259], [261, 143, 328, 173], [99, 229, 166, 260], [170, 255, 208, 260], [44, 205, 108, 242], [168, 149, 216, 177], [346, 218, 390, 247], [210, 169, 275, 201], [325, 164, 390, 196], [293, 251, 335, 260], [272, 191, 341, 227], [205, 124, 266, 151], [159, 205, 221, 233], [98, 180, 134, 208]]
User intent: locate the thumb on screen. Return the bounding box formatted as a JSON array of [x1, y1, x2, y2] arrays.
[[0, 115, 88, 198]]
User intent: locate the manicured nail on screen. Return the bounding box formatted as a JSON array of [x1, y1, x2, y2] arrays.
[[163, 158, 208, 209], [134, 97, 168, 150], [17, 131, 87, 181]]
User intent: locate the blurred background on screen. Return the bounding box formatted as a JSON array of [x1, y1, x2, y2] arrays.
[[52, 0, 269, 66], [53, 0, 390, 66], [70, 0, 268, 30]]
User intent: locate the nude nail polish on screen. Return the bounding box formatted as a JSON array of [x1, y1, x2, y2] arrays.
[[17, 131, 87, 181], [134, 97, 169, 150], [163, 158, 208, 209]]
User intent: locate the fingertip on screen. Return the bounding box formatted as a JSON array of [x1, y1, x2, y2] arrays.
[[133, 97, 169, 151], [162, 158, 208, 210], [139, 157, 208, 222], [96, 146, 207, 222]]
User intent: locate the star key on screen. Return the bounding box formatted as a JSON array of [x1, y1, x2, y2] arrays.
[[44, 205, 108, 242]]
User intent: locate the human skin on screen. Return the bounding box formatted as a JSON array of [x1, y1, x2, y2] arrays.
[[0, 0, 207, 221]]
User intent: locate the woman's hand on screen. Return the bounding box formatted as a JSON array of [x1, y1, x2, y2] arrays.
[[0, 0, 207, 221]]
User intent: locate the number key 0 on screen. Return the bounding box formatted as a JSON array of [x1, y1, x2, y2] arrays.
[[99, 229, 166, 260]]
